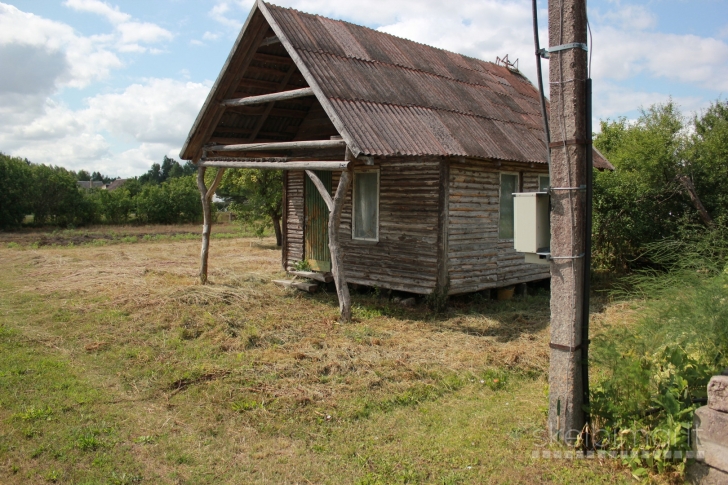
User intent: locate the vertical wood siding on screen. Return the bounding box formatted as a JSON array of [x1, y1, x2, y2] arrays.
[[448, 159, 549, 294], [284, 171, 305, 269]]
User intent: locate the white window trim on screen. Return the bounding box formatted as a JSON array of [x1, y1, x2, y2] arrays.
[[499, 171, 520, 241], [351, 168, 380, 242], [538, 174, 550, 192]]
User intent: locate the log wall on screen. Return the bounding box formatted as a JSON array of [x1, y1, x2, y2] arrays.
[[447, 158, 550, 295], [283, 156, 550, 295], [338, 157, 440, 294]]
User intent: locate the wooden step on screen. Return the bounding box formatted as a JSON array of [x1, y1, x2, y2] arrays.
[[288, 271, 333, 283], [272, 279, 318, 293]]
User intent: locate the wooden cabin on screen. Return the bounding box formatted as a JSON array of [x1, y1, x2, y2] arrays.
[[180, 0, 612, 301]]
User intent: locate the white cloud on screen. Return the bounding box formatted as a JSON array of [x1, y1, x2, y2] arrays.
[[0, 79, 211, 177], [63, 0, 173, 52], [592, 82, 707, 121], [0, 3, 122, 89], [592, 27, 728, 91], [63, 0, 130, 25], [593, 4, 656, 31]]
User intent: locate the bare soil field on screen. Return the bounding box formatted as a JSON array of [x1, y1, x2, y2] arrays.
[[0, 226, 639, 484]]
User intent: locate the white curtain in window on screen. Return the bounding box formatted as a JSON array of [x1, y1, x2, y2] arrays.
[[353, 172, 378, 240], [499, 174, 518, 239]]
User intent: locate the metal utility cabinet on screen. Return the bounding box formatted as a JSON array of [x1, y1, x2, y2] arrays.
[[513, 192, 550, 265]]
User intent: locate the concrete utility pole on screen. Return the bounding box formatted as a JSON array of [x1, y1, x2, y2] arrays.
[[547, 0, 589, 443]]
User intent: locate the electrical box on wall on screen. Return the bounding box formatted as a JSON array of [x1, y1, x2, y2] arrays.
[[513, 192, 550, 265]]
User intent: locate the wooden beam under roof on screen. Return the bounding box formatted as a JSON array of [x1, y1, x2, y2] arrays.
[[252, 52, 294, 64], [205, 138, 346, 152], [199, 160, 349, 170], [260, 35, 280, 46], [224, 106, 309, 118], [221, 87, 314, 107], [246, 63, 299, 141]]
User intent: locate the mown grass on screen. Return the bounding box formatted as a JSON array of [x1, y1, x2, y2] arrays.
[[0, 231, 636, 484]]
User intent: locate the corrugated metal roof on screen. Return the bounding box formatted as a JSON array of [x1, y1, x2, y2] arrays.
[[263, 2, 550, 164]]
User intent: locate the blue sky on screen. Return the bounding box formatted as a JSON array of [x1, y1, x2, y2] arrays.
[[1, 0, 726, 177]]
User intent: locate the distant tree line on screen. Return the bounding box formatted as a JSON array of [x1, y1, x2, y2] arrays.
[[0, 155, 205, 228]]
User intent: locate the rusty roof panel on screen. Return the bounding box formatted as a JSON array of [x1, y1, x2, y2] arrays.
[[260, 3, 554, 163]]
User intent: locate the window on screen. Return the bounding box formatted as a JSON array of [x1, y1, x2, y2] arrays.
[[538, 175, 550, 192], [352, 169, 379, 241], [499, 173, 519, 239]]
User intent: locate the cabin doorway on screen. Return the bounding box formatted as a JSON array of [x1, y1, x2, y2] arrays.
[[304, 170, 331, 272]]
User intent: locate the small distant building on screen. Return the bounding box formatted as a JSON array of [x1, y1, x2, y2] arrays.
[[77, 180, 106, 190], [106, 179, 128, 191]]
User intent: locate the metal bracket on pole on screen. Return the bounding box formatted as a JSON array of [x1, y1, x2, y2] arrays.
[[549, 185, 586, 192], [549, 42, 588, 54]]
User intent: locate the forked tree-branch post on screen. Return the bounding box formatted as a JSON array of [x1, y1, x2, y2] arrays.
[[197, 166, 226, 285]]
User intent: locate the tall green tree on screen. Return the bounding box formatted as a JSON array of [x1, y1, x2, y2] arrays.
[[0, 153, 33, 228], [30, 164, 97, 227], [593, 100, 727, 270], [218, 169, 283, 246], [686, 100, 728, 224]]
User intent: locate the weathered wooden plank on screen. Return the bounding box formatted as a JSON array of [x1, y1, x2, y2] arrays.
[[206, 139, 346, 153], [221, 87, 314, 107], [288, 271, 333, 283], [200, 160, 349, 170], [273, 279, 318, 293]]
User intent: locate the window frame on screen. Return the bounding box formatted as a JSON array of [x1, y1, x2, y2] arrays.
[[538, 174, 550, 192], [351, 168, 380, 242], [498, 171, 520, 240]]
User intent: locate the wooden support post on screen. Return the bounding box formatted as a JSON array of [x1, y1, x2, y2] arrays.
[[305, 169, 352, 322], [197, 166, 211, 285], [197, 166, 226, 285]]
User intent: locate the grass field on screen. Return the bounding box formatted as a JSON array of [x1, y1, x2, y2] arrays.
[[0, 225, 638, 484]]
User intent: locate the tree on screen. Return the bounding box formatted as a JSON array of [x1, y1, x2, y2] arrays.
[[0, 153, 33, 228], [76, 169, 91, 181], [593, 100, 727, 270], [29, 164, 97, 227], [686, 100, 728, 224], [218, 169, 283, 246], [135, 174, 203, 224]]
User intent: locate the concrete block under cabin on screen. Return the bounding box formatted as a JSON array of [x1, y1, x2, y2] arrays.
[[689, 376, 728, 484], [273, 279, 318, 293], [708, 375, 728, 413]]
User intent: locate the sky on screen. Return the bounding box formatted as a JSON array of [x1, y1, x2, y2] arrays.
[[0, 0, 727, 178]]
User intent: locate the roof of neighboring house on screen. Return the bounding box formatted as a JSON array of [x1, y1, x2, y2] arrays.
[[77, 180, 105, 189], [106, 179, 128, 191], [181, 0, 613, 170]]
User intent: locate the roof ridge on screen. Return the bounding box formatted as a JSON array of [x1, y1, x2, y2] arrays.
[[262, 1, 531, 83], [328, 97, 541, 130], [297, 45, 538, 108]]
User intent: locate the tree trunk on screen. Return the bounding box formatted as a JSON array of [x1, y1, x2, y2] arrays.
[[272, 213, 282, 247], [197, 167, 211, 285], [677, 174, 714, 228], [328, 169, 352, 322]]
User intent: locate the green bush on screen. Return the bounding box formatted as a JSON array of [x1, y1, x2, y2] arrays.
[[589, 230, 728, 473], [134, 175, 205, 224]]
